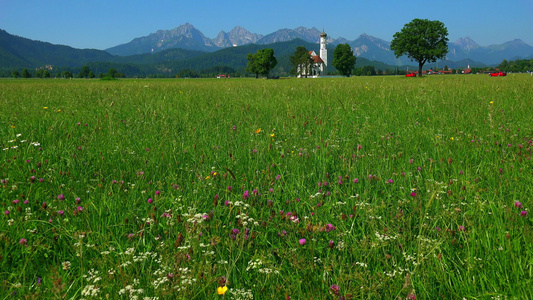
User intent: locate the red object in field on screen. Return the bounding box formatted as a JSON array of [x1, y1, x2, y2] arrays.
[[405, 73, 416, 77], [489, 72, 507, 77]]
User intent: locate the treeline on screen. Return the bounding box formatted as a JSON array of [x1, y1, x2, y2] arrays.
[[497, 58, 533, 73]]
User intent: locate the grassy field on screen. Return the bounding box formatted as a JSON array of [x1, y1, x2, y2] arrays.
[[1, 75, 532, 299]]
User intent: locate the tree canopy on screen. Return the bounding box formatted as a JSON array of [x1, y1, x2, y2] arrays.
[[290, 46, 313, 77], [390, 18, 449, 76], [332, 44, 357, 77], [246, 48, 277, 78]]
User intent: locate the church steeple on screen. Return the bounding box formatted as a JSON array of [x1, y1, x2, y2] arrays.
[[320, 28, 328, 74]]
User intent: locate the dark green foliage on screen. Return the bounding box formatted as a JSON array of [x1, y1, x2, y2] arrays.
[[246, 48, 277, 78], [77, 65, 91, 78], [290, 46, 313, 77], [498, 58, 533, 72], [332, 44, 357, 77], [390, 19, 449, 76], [21, 68, 31, 78], [11, 70, 19, 78]]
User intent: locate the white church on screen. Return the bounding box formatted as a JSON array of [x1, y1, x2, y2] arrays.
[[297, 30, 328, 78]]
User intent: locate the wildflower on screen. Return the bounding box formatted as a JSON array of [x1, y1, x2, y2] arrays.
[[521, 211, 528, 217], [148, 198, 153, 204], [298, 238, 306, 245], [75, 198, 81, 204], [515, 202, 523, 209], [459, 225, 465, 231], [217, 285, 228, 295], [276, 175, 281, 180], [62, 261, 71, 270], [243, 190, 249, 200], [388, 179, 393, 184], [58, 210, 65, 216], [155, 190, 160, 196], [357, 144, 362, 150], [330, 284, 340, 295], [232, 125, 236, 130], [4, 210, 9, 215], [58, 194, 65, 201], [270, 133, 275, 137], [254, 128, 261, 134], [325, 224, 336, 232], [353, 178, 358, 183], [328, 240, 334, 249], [19, 238, 27, 245]]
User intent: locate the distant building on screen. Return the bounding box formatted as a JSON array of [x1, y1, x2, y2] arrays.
[[298, 30, 328, 78]]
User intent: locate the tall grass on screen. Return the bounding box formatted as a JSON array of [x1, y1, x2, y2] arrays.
[[1, 75, 532, 299]]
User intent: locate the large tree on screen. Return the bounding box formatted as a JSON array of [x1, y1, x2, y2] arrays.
[[390, 18, 449, 76], [246, 48, 277, 78], [332, 44, 357, 77], [290, 46, 313, 77]]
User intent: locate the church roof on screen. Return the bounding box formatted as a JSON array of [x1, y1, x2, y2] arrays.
[[312, 55, 324, 64]]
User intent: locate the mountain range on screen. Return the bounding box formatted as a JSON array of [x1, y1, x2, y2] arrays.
[[1, 23, 533, 76], [106, 23, 533, 66]]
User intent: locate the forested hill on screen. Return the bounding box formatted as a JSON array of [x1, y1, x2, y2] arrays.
[[0, 29, 404, 77]]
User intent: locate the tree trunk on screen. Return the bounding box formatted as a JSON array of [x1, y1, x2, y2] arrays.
[[418, 63, 423, 77]]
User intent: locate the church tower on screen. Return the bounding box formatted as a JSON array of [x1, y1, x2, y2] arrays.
[[320, 29, 328, 75]]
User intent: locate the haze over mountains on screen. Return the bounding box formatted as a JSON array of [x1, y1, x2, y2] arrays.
[[105, 23, 533, 66]]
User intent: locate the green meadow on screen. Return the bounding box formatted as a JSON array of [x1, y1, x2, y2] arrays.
[[1, 75, 532, 299]]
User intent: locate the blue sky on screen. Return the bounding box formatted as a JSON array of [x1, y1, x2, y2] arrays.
[[1, 0, 532, 50]]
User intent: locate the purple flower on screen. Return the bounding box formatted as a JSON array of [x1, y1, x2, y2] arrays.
[[19, 238, 27, 245], [58, 194, 65, 201], [521, 211, 528, 217], [276, 175, 281, 180], [155, 190, 160, 196], [298, 238, 306, 245], [58, 210, 65, 216], [409, 159, 414, 164], [388, 179, 393, 184], [75, 198, 81, 204], [325, 223, 336, 232], [77, 206, 83, 212], [410, 192, 417, 197], [232, 228, 240, 235], [330, 284, 340, 295], [357, 144, 362, 150], [353, 178, 359, 183], [12, 199, 19, 205], [515, 201, 523, 209], [243, 190, 249, 200], [148, 198, 153, 204], [328, 240, 334, 248], [224, 200, 230, 206], [232, 125, 236, 130], [227, 186, 232, 192], [459, 225, 465, 231], [4, 210, 9, 215]]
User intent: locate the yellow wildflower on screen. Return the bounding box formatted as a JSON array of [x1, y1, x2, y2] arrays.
[[270, 133, 275, 137], [217, 285, 228, 295], [205, 176, 210, 180], [254, 128, 261, 134], [43, 107, 48, 109], [450, 137, 454, 140]]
